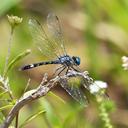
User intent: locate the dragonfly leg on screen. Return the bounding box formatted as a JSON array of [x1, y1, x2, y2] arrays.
[[52, 65, 65, 77], [66, 67, 69, 75], [71, 66, 80, 72], [58, 66, 67, 76]]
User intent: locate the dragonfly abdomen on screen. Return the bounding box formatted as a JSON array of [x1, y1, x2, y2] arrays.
[[20, 60, 60, 70]]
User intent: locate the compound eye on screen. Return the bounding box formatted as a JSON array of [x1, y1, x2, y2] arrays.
[[76, 57, 80, 65], [72, 56, 80, 65]]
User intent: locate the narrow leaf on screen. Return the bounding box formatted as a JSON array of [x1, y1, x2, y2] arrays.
[[48, 91, 65, 104], [19, 110, 46, 128], [4, 49, 31, 76], [0, 0, 21, 15], [0, 91, 8, 97], [0, 104, 13, 111]]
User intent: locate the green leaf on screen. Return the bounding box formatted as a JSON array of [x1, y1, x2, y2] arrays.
[[0, 91, 8, 97], [39, 99, 62, 128], [48, 92, 65, 104], [0, 0, 21, 16], [0, 104, 13, 111], [19, 110, 46, 128], [0, 111, 5, 123], [4, 49, 31, 76]]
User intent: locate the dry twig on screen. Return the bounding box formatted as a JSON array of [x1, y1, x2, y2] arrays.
[[1, 70, 91, 128]]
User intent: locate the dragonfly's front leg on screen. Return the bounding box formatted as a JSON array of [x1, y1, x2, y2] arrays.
[[66, 67, 69, 75], [52, 65, 65, 76], [71, 66, 80, 72], [58, 66, 67, 76]]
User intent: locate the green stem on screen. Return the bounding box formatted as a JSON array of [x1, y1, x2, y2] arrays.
[[3, 26, 14, 77], [96, 95, 113, 128]]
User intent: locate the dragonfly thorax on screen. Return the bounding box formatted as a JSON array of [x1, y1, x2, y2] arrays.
[[59, 55, 80, 66]]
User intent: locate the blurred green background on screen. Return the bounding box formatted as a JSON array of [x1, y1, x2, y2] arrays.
[[0, 0, 128, 128]]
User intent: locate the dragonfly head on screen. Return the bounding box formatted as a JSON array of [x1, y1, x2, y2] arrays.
[[72, 56, 80, 66]]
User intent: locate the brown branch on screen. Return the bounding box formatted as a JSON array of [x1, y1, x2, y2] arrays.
[[1, 70, 92, 128]]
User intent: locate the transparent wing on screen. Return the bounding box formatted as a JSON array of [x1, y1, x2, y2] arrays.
[[47, 13, 67, 56], [60, 77, 88, 106], [29, 19, 60, 59]]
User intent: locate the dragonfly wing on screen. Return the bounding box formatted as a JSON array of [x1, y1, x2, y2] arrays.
[[29, 19, 59, 59], [60, 77, 88, 106], [47, 13, 67, 56]]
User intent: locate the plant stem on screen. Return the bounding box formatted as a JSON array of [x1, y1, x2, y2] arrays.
[[1, 70, 91, 128], [96, 95, 113, 128], [3, 27, 14, 77]]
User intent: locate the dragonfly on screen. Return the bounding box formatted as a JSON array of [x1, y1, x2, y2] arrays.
[[20, 13, 88, 105]]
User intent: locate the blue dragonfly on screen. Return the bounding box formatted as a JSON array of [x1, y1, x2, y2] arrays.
[[20, 13, 88, 105]]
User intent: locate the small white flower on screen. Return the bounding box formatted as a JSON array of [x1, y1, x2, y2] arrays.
[[89, 80, 108, 94], [122, 56, 128, 63], [122, 56, 128, 70]]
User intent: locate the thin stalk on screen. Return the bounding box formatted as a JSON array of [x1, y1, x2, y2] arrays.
[[3, 27, 14, 77], [96, 95, 113, 128]]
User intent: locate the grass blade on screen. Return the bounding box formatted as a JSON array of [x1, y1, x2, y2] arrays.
[[4, 49, 31, 76], [19, 110, 46, 128], [0, 104, 13, 111]]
